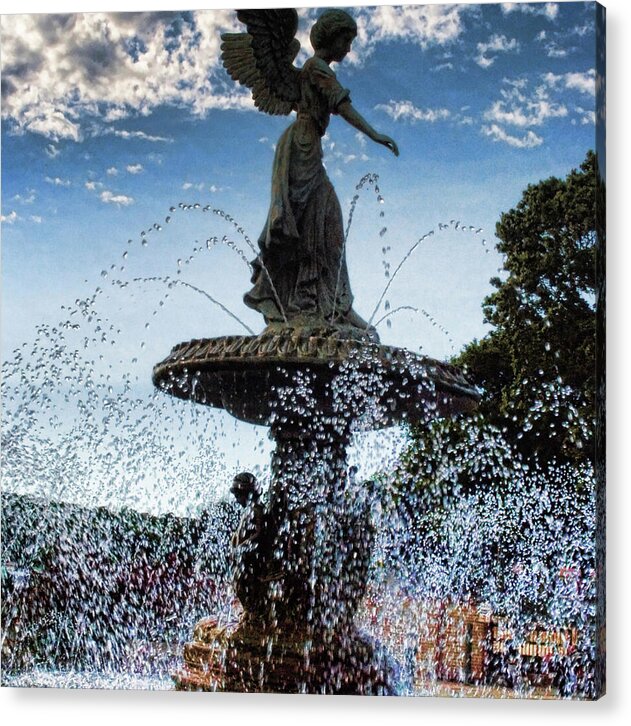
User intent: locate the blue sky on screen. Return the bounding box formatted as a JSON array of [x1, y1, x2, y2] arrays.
[[1, 2, 599, 354], [1, 2, 601, 511]]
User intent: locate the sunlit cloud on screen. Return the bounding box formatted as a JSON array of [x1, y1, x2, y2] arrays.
[[182, 181, 205, 191], [375, 100, 451, 123], [475, 34, 520, 69], [544, 69, 596, 96], [1, 7, 472, 142], [501, 3, 559, 21], [1, 210, 19, 224], [481, 124, 543, 148], [45, 176, 71, 186], [484, 78, 568, 128], [13, 191, 36, 204], [100, 190, 134, 206], [101, 129, 173, 143]]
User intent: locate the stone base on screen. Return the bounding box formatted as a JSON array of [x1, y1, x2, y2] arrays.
[[173, 617, 396, 695]]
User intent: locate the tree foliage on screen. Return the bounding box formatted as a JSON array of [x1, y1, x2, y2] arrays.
[[454, 150, 598, 465], [389, 152, 600, 594]]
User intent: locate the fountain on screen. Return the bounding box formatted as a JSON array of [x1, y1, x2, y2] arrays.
[[151, 8, 480, 694], [0, 7, 601, 701]]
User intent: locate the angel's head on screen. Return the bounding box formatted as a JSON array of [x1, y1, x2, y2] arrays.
[[310, 10, 357, 63]]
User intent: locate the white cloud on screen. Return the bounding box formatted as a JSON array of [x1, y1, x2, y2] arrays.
[[45, 176, 71, 186], [30, 215, 43, 224], [100, 190, 134, 206], [572, 23, 594, 38], [102, 129, 173, 143], [1, 7, 471, 141], [375, 100, 450, 123], [564, 70, 597, 95], [1, 211, 19, 224], [103, 106, 130, 122], [543, 69, 596, 96], [182, 181, 204, 191], [45, 144, 61, 159], [360, 4, 465, 48], [545, 44, 569, 59], [484, 78, 567, 128], [13, 190, 36, 204], [575, 106, 596, 125], [544, 3, 560, 20], [501, 3, 559, 21], [125, 163, 143, 174], [209, 185, 223, 193], [106, 166, 118, 175], [0, 11, 250, 141], [22, 107, 82, 141], [84, 180, 103, 191], [475, 34, 520, 69], [482, 124, 543, 148]]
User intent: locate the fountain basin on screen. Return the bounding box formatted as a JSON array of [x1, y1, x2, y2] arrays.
[[152, 326, 480, 428]]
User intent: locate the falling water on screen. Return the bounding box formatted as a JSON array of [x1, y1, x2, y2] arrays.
[[1, 179, 596, 697]]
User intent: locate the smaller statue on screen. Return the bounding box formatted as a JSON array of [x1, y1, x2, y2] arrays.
[[229, 472, 269, 616], [230, 472, 264, 547]]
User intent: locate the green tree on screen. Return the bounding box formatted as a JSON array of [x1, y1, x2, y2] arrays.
[[392, 151, 599, 533], [455, 150, 598, 465]]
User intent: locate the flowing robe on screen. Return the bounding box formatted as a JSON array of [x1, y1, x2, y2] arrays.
[[244, 57, 354, 323]]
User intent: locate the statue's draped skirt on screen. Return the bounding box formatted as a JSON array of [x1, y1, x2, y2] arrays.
[[244, 116, 353, 323]]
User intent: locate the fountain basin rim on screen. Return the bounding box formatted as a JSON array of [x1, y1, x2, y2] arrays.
[[152, 332, 480, 427]]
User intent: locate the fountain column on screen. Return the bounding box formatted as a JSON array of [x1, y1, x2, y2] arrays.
[[153, 327, 480, 693], [218, 398, 393, 694]]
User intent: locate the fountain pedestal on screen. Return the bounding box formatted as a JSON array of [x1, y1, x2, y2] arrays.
[[153, 324, 479, 694]]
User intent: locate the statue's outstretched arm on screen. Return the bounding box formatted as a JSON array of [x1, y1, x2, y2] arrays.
[[337, 100, 399, 157]]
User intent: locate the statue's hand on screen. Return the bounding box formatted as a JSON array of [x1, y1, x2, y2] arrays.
[[375, 134, 399, 157]]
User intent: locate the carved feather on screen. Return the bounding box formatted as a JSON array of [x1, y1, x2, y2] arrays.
[[220, 9, 301, 117]]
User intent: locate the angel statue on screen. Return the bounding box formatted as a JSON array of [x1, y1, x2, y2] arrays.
[[221, 8, 399, 341]]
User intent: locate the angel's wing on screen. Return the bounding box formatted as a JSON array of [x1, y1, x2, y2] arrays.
[[221, 8, 301, 116]]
